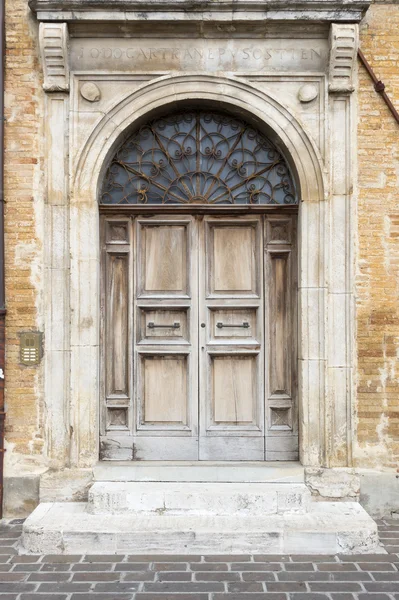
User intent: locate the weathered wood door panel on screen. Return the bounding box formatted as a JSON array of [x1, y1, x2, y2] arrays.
[[133, 217, 199, 459], [100, 218, 132, 451], [264, 216, 298, 460], [138, 223, 189, 296], [100, 216, 198, 460], [100, 214, 298, 461], [199, 217, 264, 460]]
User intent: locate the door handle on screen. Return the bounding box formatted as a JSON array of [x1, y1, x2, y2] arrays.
[[147, 322, 180, 329], [216, 322, 250, 329]]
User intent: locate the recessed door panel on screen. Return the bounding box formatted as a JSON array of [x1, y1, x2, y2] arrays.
[[213, 227, 253, 292], [138, 309, 189, 344], [210, 308, 259, 344], [207, 222, 260, 297], [212, 355, 258, 426], [140, 354, 188, 426], [106, 253, 129, 397], [138, 222, 189, 296]]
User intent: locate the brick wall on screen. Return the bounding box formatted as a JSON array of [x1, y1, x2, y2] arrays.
[[4, 0, 44, 467], [356, 2, 399, 467]]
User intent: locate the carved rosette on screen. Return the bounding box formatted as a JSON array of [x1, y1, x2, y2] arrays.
[[329, 23, 359, 94], [39, 22, 70, 93]]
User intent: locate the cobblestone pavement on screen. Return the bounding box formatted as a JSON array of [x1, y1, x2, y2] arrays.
[[0, 517, 398, 599]]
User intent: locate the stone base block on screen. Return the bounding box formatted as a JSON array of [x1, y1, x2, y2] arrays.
[[305, 467, 360, 501], [359, 470, 399, 518], [20, 501, 383, 555], [4, 475, 40, 518], [87, 481, 311, 515], [40, 468, 93, 503]]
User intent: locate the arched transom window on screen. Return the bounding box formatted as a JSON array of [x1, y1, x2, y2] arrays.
[[100, 110, 297, 206]]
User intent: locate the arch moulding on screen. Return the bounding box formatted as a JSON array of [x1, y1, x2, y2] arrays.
[[74, 74, 326, 203], [69, 73, 333, 469]]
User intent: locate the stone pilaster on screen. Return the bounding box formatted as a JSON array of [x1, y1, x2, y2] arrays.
[[326, 23, 359, 466], [39, 23, 71, 467]]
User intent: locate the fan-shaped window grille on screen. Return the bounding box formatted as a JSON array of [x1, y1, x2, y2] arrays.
[[100, 111, 297, 206]]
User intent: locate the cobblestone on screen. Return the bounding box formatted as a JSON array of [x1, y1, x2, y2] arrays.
[[0, 517, 397, 599]]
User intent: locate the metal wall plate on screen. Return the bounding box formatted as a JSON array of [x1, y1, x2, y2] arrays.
[[19, 332, 43, 366]]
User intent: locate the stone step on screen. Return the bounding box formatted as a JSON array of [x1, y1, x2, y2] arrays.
[[93, 461, 304, 483], [20, 501, 383, 555], [87, 482, 311, 516]]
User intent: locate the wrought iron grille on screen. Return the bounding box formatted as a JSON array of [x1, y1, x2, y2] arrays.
[[100, 111, 297, 205]]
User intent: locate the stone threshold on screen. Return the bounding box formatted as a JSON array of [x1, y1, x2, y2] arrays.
[[93, 461, 305, 483]]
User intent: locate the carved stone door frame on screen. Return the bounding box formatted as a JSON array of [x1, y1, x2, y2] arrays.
[[41, 64, 358, 472]]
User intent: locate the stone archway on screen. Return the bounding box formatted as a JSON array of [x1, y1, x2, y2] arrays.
[[69, 73, 329, 469]]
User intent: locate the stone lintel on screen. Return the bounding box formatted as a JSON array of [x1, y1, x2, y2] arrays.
[[29, 0, 370, 23], [39, 22, 70, 93]]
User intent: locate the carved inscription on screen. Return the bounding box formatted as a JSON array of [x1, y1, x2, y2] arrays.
[[82, 47, 323, 62], [71, 39, 328, 72]]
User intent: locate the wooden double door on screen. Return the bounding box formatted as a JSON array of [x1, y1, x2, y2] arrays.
[[100, 214, 298, 461]]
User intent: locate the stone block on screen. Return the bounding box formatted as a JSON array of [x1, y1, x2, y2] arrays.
[[87, 481, 311, 516], [305, 468, 360, 500], [359, 470, 399, 518], [3, 475, 40, 518], [40, 469, 93, 503]]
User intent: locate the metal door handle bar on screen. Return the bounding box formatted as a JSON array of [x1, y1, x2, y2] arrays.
[[148, 322, 180, 329], [216, 322, 250, 329]]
